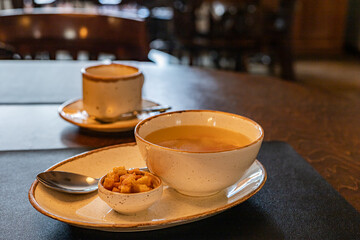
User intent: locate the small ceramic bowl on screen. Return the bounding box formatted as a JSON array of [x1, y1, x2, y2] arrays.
[[98, 171, 163, 215], [135, 110, 264, 197]]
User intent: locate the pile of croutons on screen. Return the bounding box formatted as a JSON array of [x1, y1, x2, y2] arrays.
[[102, 166, 158, 193]]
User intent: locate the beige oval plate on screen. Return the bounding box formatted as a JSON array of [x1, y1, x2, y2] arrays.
[[29, 143, 267, 232], [58, 98, 163, 132]]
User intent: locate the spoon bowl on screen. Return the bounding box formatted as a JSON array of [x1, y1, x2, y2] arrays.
[[37, 171, 99, 194]]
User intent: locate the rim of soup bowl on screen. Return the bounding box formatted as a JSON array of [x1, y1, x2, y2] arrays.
[[134, 110, 264, 154]]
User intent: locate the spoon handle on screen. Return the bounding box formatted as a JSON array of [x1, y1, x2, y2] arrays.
[[95, 105, 171, 123], [133, 105, 171, 115]]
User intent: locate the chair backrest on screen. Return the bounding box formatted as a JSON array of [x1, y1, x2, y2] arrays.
[[173, 0, 262, 40], [0, 9, 150, 60], [173, 0, 296, 41]]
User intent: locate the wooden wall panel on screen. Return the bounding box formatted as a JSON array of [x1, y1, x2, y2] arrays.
[[291, 0, 349, 55]]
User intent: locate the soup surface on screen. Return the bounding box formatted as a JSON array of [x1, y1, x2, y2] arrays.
[[144, 125, 252, 152]]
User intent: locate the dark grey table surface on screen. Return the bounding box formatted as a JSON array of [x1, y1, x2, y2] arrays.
[[0, 142, 359, 240], [0, 60, 359, 239]]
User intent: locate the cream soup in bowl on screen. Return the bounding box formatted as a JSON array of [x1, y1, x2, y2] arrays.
[[135, 110, 264, 197]]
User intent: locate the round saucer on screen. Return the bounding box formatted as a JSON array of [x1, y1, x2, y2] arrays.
[[29, 143, 267, 232], [58, 98, 163, 132]]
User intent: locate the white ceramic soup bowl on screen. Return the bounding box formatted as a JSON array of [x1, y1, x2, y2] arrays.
[[135, 110, 264, 197], [98, 171, 163, 215]]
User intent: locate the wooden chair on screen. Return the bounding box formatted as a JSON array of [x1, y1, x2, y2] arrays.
[[0, 8, 150, 60], [172, 0, 297, 80]]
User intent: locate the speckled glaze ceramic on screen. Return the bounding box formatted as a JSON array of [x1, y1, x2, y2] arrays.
[[135, 110, 264, 196], [28, 143, 266, 232], [82, 63, 144, 122], [98, 172, 163, 215], [58, 98, 161, 132]]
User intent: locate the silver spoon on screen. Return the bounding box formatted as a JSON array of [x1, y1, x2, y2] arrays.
[[93, 105, 171, 123], [37, 168, 148, 194]]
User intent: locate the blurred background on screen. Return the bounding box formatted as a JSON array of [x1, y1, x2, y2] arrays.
[[0, 0, 359, 92]]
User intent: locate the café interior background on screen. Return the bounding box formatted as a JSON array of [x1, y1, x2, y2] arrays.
[[0, 0, 359, 95]]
